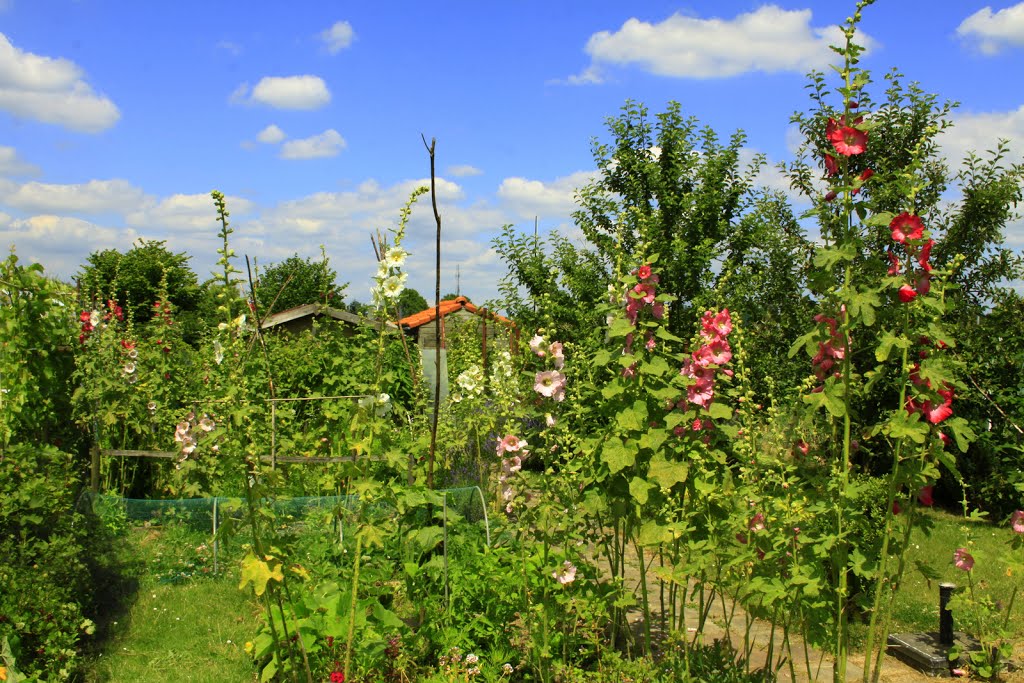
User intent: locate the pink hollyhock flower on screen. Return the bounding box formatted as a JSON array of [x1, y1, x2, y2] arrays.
[[549, 341, 565, 369], [552, 561, 577, 585], [795, 440, 810, 456], [824, 154, 839, 176], [497, 434, 528, 456], [829, 125, 868, 156], [748, 512, 766, 533], [625, 299, 643, 325], [953, 548, 974, 572], [686, 382, 714, 409], [637, 264, 652, 279], [534, 370, 567, 401], [699, 310, 732, 343], [890, 213, 924, 243], [622, 363, 637, 379], [898, 285, 917, 303], [918, 486, 934, 507], [645, 334, 656, 352], [633, 282, 656, 304], [1011, 510, 1024, 534], [529, 335, 546, 357], [502, 455, 522, 475], [652, 301, 665, 319]]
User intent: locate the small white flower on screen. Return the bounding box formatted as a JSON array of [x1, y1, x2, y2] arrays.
[[381, 275, 405, 299], [89, 310, 101, 327], [213, 340, 224, 365], [123, 362, 136, 375]]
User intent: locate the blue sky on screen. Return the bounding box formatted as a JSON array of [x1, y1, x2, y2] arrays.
[[1, 0, 1022, 306]]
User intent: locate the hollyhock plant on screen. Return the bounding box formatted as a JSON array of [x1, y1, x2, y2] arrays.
[[953, 548, 974, 572]]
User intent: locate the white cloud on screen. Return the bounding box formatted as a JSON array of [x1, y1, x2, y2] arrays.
[[235, 75, 331, 110], [497, 170, 595, 220], [957, 3, 1024, 55], [941, 105, 1024, 168], [1, 179, 149, 214], [567, 6, 870, 81], [447, 164, 484, 178], [280, 129, 346, 159], [0, 214, 138, 276], [256, 124, 286, 144], [320, 21, 355, 54], [125, 192, 255, 233], [0, 33, 119, 132], [0, 146, 39, 177]]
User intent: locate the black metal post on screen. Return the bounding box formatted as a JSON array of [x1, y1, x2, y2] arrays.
[[939, 582, 956, 646]]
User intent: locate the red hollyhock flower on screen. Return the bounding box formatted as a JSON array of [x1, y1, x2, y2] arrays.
[[917, 239, 934, 272], [824, 154, 839, 176], [887, 252, 900, 276], [637, 264, 652, 279], [898, 285, 917, 303], [918, 486, 934, 506], [890, 213, 924, 243], [828, 125, 868, 156], [916, 273, 931, 296], [824, 190, 838, 202]]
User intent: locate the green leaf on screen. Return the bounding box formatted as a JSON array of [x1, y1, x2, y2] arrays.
[[639, 355, 670, 376], [647, 453, 688, 490], [616, 400, 649, 431], [875, 331, 909, 362], [239, 552, 284, 597], [601, 437, 637, 474], [638, 519, 670, 546], [707, 402, 732, 420], [813, 242, 856, 269], [639, 428, 668, 453], [865, 211, 895, 227], [629, 476, 653, 505], [602, 382, 625, 399]]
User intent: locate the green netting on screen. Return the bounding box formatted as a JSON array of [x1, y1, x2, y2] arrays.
[[79, 486, 491, 573]]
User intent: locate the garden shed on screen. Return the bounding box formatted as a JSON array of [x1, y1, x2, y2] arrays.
[[260, 303, 389, 336], [398, 296, 516, 400]]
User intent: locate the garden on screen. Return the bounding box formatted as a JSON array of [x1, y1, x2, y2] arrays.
[[2, 4, 1024, 681]]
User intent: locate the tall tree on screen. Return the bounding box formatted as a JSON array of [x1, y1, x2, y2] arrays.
[[253, 253, 346, 315]]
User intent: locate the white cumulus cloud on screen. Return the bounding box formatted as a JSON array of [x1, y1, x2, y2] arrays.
[[565, 6, 870, 82], [256, 124, 286, 144], [497, 170, 596, 220], [1, 178, 149, 214], [941, 105, 1024, 168], [0, 32, 119, 132], [235, 75, 331, 110], [0, 146, 39, 177], [957, 3, 1024, 54], [280, 129, 346, 159], [320, 21, 355, 54], [447, 164, 483, 177], [126, 192, 255, 233]]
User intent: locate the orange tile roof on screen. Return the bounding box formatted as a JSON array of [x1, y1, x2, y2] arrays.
[[398, 296, 514, 329]]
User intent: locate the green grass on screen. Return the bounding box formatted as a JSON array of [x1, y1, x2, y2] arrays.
[[83, 525, 261, 683], [874, 507, 1023, 638]]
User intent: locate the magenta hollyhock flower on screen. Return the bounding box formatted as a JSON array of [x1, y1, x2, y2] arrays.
[[898, 285, 917, 303], [534, 370, 567, 401], [890, 213, 925, 243], [1011, 510, 1024, 534], [953, 548, 974, 572], [828, 125, 868, 156], [652, 301, 665, 319]]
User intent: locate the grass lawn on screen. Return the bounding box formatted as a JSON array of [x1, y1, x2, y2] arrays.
[[870, 506, 1023, 638], [83, 525, 261, 683]]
